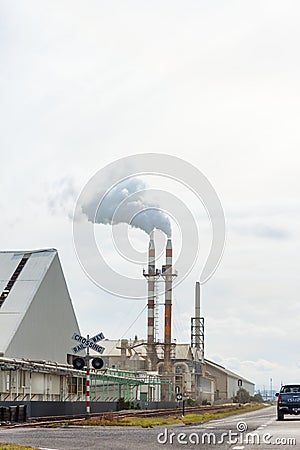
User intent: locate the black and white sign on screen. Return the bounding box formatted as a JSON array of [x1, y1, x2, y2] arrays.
[[72, 342, 105, 354], [71, 331, 105, 354], [176, 393, 183, 401]]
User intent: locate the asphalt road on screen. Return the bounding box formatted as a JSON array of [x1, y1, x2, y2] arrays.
[[0, 406, 299, 450]]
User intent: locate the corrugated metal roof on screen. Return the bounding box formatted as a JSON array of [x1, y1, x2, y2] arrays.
[[205, 359, 254, 385], [101, 341, 192, 361], [0, 249, 57, 354]]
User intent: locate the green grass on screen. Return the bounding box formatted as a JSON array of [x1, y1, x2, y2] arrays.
[[54, 403, 268, 428], [0, 444, 37, 450], [118, 404, 268, 427]]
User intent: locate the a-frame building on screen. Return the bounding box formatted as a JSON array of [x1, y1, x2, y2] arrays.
[[0, 249, 80, 363]]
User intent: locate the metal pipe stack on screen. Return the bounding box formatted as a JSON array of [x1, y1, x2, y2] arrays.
[[163, 238, 173, 374], [195, 281, 200, 349], [147, 232, 155, 348]]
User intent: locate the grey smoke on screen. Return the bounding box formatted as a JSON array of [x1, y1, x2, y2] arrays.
[[81, 177, 171, 236]]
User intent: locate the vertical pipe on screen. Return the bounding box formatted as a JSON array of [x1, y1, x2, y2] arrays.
[[195, 282, 200, 349], [16, 369, 19, 401], [164, 238, 172, 374]]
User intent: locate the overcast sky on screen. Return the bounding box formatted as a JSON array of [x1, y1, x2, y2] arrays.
[[1, 1, 300, 392]]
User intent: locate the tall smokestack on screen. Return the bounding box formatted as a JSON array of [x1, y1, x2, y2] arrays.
[[143, 231, 159, 370], [147, 232, 155, 348], [195, 282, 200, 349], [163, 238, 173, 374]]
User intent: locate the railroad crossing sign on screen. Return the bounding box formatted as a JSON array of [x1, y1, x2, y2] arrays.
[[71, 331, 105, 420], [71, 331, 105, 354]]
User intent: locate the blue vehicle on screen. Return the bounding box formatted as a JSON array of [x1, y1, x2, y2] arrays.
[[276, 384, 300, 420]]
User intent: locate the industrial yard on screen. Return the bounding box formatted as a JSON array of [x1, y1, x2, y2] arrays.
[[0, 243, 254, 418]]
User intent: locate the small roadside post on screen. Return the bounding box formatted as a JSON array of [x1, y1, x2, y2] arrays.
[[176, 392, 185, 416], [71, 331, 105, 419]]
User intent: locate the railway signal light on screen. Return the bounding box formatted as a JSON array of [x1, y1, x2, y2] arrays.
[[92, 357, 104, 370], [73, 357, 85, 370], [72, 356, 104, 370]]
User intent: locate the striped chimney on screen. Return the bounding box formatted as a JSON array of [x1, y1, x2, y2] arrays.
[[164, 238, 172, 374], [147, 231, 155, 346]]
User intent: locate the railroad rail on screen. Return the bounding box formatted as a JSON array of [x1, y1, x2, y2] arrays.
[[6, 404, 238, 428]]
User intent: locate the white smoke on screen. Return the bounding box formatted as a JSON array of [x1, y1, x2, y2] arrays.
[[81, 177, 171, 237]]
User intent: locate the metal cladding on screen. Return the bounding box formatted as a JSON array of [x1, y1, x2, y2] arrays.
[[164, 238, 172, 374]]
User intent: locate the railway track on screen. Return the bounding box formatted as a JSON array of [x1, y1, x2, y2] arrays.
[[19, 404, 237, 427]]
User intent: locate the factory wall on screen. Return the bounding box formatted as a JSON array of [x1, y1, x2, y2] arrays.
[[227, 376, 254, 398], [204, 363, 227, 402], [205, 361, 255, 402], [194, 375, 215, 404], [0, 369, 70, 401]]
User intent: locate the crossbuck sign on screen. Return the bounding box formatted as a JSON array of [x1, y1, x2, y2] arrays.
[[72, 332, 105, 354]]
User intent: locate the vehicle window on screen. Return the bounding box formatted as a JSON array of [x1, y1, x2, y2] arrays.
[[281, 386, 300, 393]]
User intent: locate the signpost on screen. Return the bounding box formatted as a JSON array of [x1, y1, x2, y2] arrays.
[[71, 332, 105, 354], [71, 331, 105, 419], [176, 392, 185, 416]]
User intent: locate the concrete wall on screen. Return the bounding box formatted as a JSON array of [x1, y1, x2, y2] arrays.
[[227, 377, 254, 398], [205, 364, 227, 402], [195, 375, 215, 404]]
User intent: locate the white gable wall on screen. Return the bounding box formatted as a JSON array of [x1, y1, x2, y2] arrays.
[[4, 253, 80, 363]]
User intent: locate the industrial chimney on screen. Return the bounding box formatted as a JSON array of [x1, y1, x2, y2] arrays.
[[161, 239, 177, 374], [143, 231, 159, 370]]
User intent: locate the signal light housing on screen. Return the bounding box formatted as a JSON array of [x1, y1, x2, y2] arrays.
[[92, 357, 104, 370], [72, 357, 85, 370]]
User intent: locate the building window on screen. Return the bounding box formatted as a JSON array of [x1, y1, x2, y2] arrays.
[[19, 371, 26, 389], [158, 365, 164, 374], [175, 365, 183, 374], [68, 377, 77, 394]]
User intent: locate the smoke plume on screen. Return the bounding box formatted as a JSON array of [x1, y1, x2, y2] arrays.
[[81, 177, 171, 237]]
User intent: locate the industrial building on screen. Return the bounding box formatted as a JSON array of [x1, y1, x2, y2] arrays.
[[0, 248, 172, 404], [137, 233, 254, 402], [0, 249, 80, 362], [0, 246, 254, 406], [0, 249, 82, 401], [204, 360, 255, 402], [99, 339, 254, 403]]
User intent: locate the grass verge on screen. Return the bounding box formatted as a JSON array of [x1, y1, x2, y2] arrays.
[[0, 444, 37, 450]]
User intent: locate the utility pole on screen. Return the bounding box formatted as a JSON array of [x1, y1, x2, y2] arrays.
[[270, 378, 273, 400]]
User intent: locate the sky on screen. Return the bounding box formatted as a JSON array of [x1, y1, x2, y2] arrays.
[[1, 0, 300, 392]]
